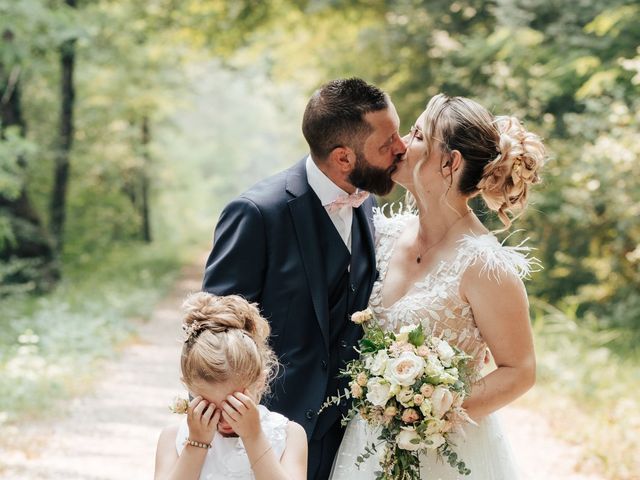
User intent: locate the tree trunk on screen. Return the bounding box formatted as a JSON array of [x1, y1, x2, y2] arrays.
[[50, 0, 77, 253], [140, 116, 152, 243], [1, 61, 59, 292]]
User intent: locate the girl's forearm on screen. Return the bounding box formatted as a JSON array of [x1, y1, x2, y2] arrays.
[[243, 433, 292, 480], [163, 445, 208, 480]]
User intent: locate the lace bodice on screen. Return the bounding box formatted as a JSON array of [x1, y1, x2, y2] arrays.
[[370, 207, 538, 374], [175, 405, 288, 479]]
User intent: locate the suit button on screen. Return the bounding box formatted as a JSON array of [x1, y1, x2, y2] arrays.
[[340, 400, 347, 407], [340, 340, 348, 348], [350, 283, 356, 293], [305, 410, 315, 420], [321, 360, 327, 370]]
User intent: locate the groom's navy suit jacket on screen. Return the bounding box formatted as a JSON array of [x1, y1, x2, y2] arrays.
[[202, 158, 377, 440]]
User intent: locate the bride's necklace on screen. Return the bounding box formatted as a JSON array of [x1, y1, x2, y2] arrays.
[[415, 209, 472, 264]]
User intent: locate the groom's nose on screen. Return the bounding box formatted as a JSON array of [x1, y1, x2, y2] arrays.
[[393, 134, 408, 155]]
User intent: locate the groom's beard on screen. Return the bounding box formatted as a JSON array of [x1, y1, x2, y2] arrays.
[[348, 150, 401, 197]]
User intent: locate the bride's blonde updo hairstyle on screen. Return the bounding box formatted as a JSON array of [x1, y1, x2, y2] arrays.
[[180, 292, 278, 401], [413, 93, 546, 228]]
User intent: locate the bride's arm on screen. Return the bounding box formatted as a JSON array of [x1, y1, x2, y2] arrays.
[[459, 264, 536, 421]]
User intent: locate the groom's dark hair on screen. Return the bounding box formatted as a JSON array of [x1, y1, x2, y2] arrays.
[[302, 78, 389, 161]]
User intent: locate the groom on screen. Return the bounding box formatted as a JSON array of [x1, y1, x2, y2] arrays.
[[202, 78, 406, 479]]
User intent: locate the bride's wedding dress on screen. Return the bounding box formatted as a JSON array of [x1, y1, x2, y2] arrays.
[[331, 209, 535, 479]]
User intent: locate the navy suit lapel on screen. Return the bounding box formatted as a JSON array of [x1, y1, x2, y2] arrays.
[[286, 159, 330, 352], [355, 199, 377, 297]]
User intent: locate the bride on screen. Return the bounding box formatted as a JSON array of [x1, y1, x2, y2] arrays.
[[330, 94, 546, 479]]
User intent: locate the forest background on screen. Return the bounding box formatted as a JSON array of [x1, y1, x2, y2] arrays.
[[1, 1, 638, 478]]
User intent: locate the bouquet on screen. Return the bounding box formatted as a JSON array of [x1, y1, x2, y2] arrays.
[[324, 308, 475, 479]]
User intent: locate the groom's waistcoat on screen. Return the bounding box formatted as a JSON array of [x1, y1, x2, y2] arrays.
[[312, 194, 374, 439], [202, 158, 377, 439]]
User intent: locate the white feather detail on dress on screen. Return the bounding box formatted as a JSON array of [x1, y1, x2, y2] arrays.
[[372, 203, 415, 246], [458, 231, 542, 283]]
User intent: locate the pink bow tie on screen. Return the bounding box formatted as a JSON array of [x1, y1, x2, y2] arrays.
[[326, 191, 370, 213]]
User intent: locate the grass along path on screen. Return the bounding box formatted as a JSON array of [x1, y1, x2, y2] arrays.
[[0, 261, 603, 480], [0, 261, 198, 480]]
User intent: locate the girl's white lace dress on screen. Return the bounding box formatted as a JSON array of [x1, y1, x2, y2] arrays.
[[331, 209, 536, 480], [175, 405, 289, 480]]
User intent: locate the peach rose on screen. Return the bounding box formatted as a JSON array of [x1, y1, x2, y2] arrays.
[[351, 382, 363, 399], [356, 372, 368, 387], [401, 408, 420, 424]]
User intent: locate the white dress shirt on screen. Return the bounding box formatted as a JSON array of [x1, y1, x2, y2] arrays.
[[305, 155, 354, 252]]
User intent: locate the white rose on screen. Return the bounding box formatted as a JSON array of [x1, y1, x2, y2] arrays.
[[420, 384, 435, 398], [396, 387, 415, 407], [395, 324, 419, 344], [169, 396, 189, 414], [438, 371, 457, 385], [425, 417, 446, 434], [425, 433, 446, 450], [419, 398, 433, 417], [384, 352, 425, 386], [369, 350, 389, 376], [365, 378, 392, 407], [396, 427, 425, 451], [434, 338, 455, 364], [424, 355, 445, 377], [431, 386, 454, 419], [389, 382, 402, 396]]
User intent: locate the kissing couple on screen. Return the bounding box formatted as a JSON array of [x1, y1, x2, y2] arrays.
[[154, 77, 546, 480]]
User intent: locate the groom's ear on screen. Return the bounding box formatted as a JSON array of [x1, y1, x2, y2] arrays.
[[329, 146, 355, 172]]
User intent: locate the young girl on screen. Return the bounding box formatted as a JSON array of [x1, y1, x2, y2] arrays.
[[154, 292, 308, 480]]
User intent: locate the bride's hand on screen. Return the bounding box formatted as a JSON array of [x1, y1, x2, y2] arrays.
[[220, 390, 263, 442], [187, 395, 220, 445]]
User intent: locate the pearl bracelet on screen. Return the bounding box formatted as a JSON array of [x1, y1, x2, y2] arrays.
[[186, 438, 211, 449]]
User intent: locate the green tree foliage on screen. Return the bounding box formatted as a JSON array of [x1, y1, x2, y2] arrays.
[[1, 0, 638, 334], [236, 0, 640, 340]]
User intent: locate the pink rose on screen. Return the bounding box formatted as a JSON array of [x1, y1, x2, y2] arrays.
[[384, 352, 425, 386], [416, 345, 431, 357], [413, 394, 425, 406], [401, 408, 420, 424]]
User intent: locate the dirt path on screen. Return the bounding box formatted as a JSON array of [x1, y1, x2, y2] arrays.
[[0, 263, 198, 480], [0, 262, 603, 480]]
